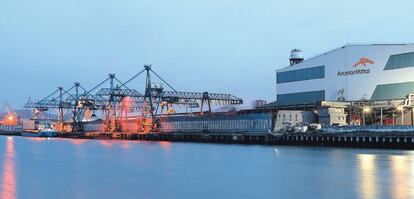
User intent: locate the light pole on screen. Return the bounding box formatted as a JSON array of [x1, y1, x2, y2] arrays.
[[397, 106, 404, 125], [363, 107, 371, 126], [380, 107, 383, 125]]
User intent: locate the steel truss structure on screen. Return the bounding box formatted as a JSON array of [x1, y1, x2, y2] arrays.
[[24, 65, 243, 132]]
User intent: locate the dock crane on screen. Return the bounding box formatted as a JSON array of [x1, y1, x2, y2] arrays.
[[24, 65, 243, 133], [24, 82, 101, 132], [117, 65, 243, 131]]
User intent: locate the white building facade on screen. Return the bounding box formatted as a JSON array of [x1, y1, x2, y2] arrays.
[[276, 44, 414, 105]]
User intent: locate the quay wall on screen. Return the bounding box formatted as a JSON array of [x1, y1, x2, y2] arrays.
[[140, 132, 414, 149]]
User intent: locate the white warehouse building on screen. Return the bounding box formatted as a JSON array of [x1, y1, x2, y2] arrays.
[[275, 44, 414, 105]]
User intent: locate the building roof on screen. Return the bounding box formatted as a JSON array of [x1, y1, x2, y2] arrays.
[[277, 43, 414, 71]]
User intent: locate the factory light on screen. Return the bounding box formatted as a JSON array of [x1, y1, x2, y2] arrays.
[[397, 106, 405, 125], [2, 114, 17, 125], [363, 107, 371, 113]]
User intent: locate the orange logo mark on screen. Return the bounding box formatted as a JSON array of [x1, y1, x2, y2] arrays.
[[353, 58, 374, 67]]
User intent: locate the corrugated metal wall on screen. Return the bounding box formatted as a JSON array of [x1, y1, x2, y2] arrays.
[[0, 125, 22, 132], [83, 121, 105, 132], [82, 113, 273, 133], [159, 113, 272, 133]]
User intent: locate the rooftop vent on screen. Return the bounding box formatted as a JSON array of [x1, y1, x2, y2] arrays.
[[289, 49, 304, 66]]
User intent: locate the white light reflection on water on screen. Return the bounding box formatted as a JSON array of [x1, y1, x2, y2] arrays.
[[411, 152, 414, 199], [358, 154, 377, 199], [390, 155, 409, 199], [357, 151, 414, 199]]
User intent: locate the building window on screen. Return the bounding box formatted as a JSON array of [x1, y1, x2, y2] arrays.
[[371, 81, 414, 100], [277, 66, 325, 83], [384, 52, 414, 70], [277, 90, 325, 105]]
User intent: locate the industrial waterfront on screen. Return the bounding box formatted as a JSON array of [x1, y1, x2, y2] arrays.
[[4, 46, 414, 149], [4, 44, 414, 149], [2, 0, 414, 198], [1, 136, 414, 199]]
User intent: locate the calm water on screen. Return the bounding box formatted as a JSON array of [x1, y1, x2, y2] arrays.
[[0, 136, 413, 199]]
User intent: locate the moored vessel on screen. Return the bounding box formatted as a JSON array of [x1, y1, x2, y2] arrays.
[[21, 128, 58, 137]]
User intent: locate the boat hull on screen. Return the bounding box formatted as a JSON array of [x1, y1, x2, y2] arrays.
[[21, 131, 58, 137]]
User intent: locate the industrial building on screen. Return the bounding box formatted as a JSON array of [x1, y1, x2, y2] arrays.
[[15, 44, 414, 136], [276, 44, 414, 103], [262, 44, 414, 127]]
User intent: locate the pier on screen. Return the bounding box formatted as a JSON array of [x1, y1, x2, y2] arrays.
[[140, 132, 414, 149], [270, 132, 414, 149], [3, 131, 408, 150]]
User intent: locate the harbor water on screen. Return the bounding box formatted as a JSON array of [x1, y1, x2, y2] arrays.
[[0, 136, 413, 199]]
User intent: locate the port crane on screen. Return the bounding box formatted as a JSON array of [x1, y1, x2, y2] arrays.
[[24, 82, 103, 132], [24, 65, 243, 133], [116, 65, 243, 130]]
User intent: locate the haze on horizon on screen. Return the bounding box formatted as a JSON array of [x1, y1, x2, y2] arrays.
[[1, 0, 413, 108]]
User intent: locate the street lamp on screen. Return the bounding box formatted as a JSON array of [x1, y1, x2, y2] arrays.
[[397, 106, 404, 125], [362, 107, 371, 125]]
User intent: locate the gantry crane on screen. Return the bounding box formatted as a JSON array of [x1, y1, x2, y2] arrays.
[[24, 82, 101, 132], [118, 65, 243, 130], [24, 65, 243, 133]]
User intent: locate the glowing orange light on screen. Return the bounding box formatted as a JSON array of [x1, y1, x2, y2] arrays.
[[1, 113, 17, 126], [85, 108, 91, 121]]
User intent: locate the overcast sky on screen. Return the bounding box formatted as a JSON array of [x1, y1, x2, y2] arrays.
[[1, 0, 414, 108]]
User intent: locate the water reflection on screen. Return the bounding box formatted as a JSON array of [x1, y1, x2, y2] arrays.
[[120, 141, 130, 149], [390, 155, 409, 199], [3, 136, 414, 199], [357, 153, 414, 199], [27, 137, 46, 142], [357, 154, 377, 199], [69, 139, 87, 145], [411, 153, 414, 199], [159, 141, 171, 151], [1, 137, 16, 199], [99, 140, 114, 148]]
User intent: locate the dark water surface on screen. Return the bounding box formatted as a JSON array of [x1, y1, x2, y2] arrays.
[[0, 136, 413, 199]]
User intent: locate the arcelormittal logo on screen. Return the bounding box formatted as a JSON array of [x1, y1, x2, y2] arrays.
[[337, 57, 373, 76], [353, 58, 374, 67]]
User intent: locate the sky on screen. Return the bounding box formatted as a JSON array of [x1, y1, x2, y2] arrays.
[[1, 0, 414, 108]]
